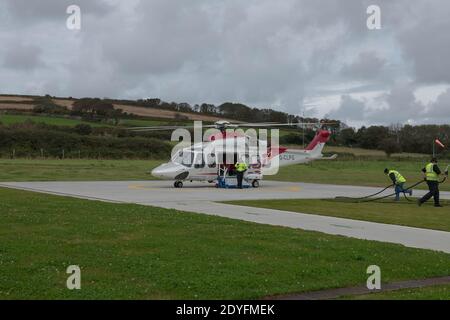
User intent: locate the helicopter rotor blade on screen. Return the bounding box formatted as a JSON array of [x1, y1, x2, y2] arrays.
[[129, 124, 218, 131], [128, 121, 340, 132], [236, 122, 338, 128]]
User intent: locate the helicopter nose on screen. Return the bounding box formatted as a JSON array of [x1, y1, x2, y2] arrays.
[[151, 167, 163, 178], [151, 165, 168, 179], [151, 163, 185, 180]]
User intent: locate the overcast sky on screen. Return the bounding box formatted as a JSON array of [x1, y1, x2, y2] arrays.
[[1, 0, 450, 126]]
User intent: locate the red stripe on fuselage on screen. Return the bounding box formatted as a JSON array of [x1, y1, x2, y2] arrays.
[[268, 147, 288, 159]]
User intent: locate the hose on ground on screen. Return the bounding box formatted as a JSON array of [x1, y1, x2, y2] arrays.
[[334, 179, 426, 203]]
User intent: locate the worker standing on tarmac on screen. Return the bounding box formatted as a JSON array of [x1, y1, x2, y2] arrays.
[[418, 157, 448, 207], [235, 159, 248, 189], [384, 168, 412, 201]]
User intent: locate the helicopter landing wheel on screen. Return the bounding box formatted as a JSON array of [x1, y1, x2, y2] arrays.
[[252, 180, 260, 188], [174, 181, 183, 188]]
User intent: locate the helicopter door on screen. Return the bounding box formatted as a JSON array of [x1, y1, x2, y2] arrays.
[[217, 152, 239, 165], [191, 152, 216, 181], [216, 152, 241, 177]]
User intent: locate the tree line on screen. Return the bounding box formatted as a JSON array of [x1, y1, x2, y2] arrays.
[[332, 125, 450, 156], [32, 95, 333, 125], [33, 96, 127, 125], [4, 95, 450, 158]]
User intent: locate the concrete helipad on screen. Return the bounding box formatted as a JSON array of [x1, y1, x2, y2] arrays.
[[1, 180, 450, 253]]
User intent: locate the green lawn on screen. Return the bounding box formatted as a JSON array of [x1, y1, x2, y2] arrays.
[[323, 145, 427, 158], [0, 158, 449, 192], [0, 159, 161, 181], [0, 187, 449, 299], [268, 160, 450, 191], [346, 284, 450, 300], [224, 198, 450, 232], [0, 114, 187, 129], [0, 114, 110, 127]]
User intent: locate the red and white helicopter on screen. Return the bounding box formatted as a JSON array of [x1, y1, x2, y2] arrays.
[[132, 120, 337, 188]]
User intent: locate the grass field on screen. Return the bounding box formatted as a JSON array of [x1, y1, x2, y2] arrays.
[[0, 187, 449, 299], [118, 118, 187, 127], [0, 114, 110, 127], [1, 158, 449, 191], [0, 159, 160, 181], [323, 146, 427, 158], [347, 284, 450, 300], [224, 198, 450, 232], [0, 113, 189, 128]]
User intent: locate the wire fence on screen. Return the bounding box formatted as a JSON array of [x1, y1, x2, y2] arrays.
[[1, 148, 162, 160]]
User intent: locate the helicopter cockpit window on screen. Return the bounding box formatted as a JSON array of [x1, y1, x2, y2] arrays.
[[172, 151, 182, 164], [181, 151, 194, 167]]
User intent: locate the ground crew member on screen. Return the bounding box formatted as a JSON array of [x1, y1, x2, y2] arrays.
[[235, 160, 248, 189], [418, 157, 447, 207], [384, 168, 412, 201]]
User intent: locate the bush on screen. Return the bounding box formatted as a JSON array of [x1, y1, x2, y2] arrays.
[[74, 124, 92, 136], [33, 97, 68, 115], [280, 133, 303, 145], [0, 124, 172, 159], [379, 138, 402, 157]]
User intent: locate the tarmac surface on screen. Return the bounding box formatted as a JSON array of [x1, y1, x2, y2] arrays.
[[1, 180, 450, 253]]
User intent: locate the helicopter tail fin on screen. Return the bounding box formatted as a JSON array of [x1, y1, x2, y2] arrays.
[[305, 130, 331, 155]]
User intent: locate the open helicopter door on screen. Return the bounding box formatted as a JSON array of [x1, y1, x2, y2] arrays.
[[216, 152, 242, 188]]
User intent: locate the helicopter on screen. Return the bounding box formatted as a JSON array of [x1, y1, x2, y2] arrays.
[[131, 120, 337, 188]]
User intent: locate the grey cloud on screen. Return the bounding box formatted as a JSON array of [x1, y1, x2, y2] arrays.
[[327, 95, 367, 121], [384, 84, 422, 112], [423, 88, 450, 123], [100, 0, 219, 75], [328, 83, 430, 126], [3, 0, 113, 24], [367, 83, 425, 124], [1, 0, 450, 126], [2, 43, 44, 70], [341, 51, 386, 79], [392, 2, 450, 84]]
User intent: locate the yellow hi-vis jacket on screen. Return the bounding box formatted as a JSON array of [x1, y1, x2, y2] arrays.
[[235, 162, 248, 172], [425, 163, 439, 181], [388, 170, 406, 184]]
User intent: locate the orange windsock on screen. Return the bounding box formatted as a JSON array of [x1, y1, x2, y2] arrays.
[[435, 139, 445, 148]]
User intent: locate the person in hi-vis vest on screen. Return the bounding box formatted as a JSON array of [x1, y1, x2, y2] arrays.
[[235, 159, 248, 189], [418, 158, 448, 207], [384, 168, 412, 201]]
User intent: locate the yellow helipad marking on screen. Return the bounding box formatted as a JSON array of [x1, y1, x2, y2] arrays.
[[128, 184, 301, 192], [128, 184, 200, 192], [262, 186, 301, 192], [128, 184, 162, 190]]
